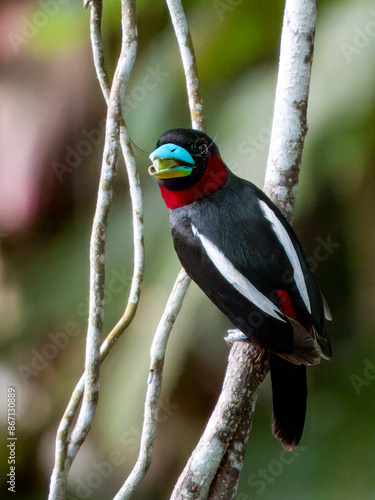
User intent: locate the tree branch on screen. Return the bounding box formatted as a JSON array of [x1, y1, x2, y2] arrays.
[[112, 0, 206, 497], [264, 0, 317, 223], [170, 344, 269, 499], [166, 0, 206, 131], [86, 0, 111, 102], [48, 1, 141, 499], [49, 0, 317, 497], [113, 269, 191, 500], [170, 0, 317, 498], [207, 383, 259, 499], [66, 0, 138, 465]]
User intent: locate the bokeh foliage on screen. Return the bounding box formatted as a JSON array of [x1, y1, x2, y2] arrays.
[[0, 0, 374, 498]]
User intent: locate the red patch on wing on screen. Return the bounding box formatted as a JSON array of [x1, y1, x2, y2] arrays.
[[277, 290, 313, 334], [158, 154, 228, 209], [277, 290, 297, 320]]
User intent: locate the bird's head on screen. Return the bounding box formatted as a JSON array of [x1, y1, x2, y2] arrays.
[[149, 128, 228, 208]]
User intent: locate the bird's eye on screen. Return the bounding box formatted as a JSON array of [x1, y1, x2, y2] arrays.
[[193, 140, 207, 156]]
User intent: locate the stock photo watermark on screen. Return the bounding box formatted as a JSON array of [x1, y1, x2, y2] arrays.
[[304, 235, 340, 272], [7, 0, 72, 53], [350, 359, 375, 395], [5, 387, 17, 494], [340, 11, 375, 63], [73, 396, 179, 499], [52, 64, 169, 182], [213, 0, 243, 21], [52, 119, 106, 183], [227, 118, 288, 176], [123, 65, 170, 117], [17, 321, 81, 384], [233, 233, 339, 336], [17, 267, 132, 384], [237, 446, 307, 498]]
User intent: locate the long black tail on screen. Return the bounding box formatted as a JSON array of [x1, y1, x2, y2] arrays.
[[269, 354, 307, 451]]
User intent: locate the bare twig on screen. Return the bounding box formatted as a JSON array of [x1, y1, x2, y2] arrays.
[[171, 0, 317, 498], [85, 0, 144, 361], [66, 0, 138, 464], [48, 374, 85, 500], [113, 0, 206, 497], [86, 0, 111, 102], [166, 0, 206, 131], [48, 1, 139, 499], [113, 269, 191, 500]]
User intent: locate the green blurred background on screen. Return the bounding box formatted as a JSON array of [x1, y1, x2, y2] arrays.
[[0, 0, 374, 498]]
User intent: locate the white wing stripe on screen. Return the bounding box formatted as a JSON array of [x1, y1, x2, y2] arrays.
[[258, 200, 312, 314], [191, 224, 286, 322]]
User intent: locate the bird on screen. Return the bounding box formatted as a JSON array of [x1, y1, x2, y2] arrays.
[[148, 127, 332, 451]]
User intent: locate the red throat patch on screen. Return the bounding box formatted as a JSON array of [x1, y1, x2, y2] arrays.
[[158, 154, 228, 209]]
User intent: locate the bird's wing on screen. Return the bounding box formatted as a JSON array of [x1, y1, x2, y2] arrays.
[[171, 175, 331, 360]]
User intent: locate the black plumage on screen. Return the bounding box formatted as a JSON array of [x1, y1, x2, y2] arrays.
[[149, 128, 332, 450]]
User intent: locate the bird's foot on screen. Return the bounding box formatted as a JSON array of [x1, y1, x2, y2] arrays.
[[224, 329, 248, 345]]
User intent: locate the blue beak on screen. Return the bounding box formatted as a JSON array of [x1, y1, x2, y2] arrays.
[[149, 143, 195, 179]]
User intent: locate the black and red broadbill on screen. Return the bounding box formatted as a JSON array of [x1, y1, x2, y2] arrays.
[[148, 128, 332, 451]]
